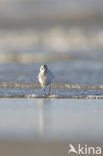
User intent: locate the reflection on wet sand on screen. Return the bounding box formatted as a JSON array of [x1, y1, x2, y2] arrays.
[[0, 99, 103, 156], [38, 99, 51, 136], [0, 99, 103, 142]]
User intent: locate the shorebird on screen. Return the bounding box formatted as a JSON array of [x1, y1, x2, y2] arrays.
[[38, 64, 54, 95]]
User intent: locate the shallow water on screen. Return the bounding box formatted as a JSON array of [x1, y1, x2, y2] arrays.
[[0, 98, 103, 142], [0, 58, 103, 98], [1, 59, 103, 85], [0, 88, 103, 99]]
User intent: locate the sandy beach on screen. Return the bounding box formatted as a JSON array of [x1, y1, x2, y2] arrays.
[[0, 98, 103, 156], [0, 140, 103, 156], [0, 140, 68, 156]]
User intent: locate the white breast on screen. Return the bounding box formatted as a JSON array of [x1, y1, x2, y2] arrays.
[[39, 71, 54, 87]]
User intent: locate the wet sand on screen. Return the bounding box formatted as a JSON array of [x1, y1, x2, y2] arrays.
[[0, 98, 103, 156], [0, 99, 103, 141], [0, 140, 102, 156], [0, 140, 68, 156]]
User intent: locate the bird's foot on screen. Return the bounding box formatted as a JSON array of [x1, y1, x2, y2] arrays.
[[44, 93, 47, 96], [47, 92, 51, 96], [44, 92, 50, 96]]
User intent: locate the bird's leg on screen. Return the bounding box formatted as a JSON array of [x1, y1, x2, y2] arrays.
[[43, 88, 46, 95], [48, 85, 51, 95]]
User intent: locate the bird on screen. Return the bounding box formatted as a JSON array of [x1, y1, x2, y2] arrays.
[[38, 64, 54, 95]]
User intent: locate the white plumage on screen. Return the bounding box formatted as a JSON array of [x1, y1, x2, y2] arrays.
[[38, 64, 54, 95]]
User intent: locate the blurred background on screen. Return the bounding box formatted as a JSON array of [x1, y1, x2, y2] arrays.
[[0, 0, 103, 94], [0, 0, 103, 84], [0, 0, 103, 55], [0, 0, 103, 87], [0, 0, 103, 91]]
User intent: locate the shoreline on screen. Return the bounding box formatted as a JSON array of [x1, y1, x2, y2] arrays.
[[0, 95, 103, 99], [0, 83, 103, 89]]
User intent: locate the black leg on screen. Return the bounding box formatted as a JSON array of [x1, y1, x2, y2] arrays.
[[44, 88, 46, 95], [48, 86, 51, 95]]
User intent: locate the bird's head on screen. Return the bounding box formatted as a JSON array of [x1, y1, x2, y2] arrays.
[[40, 64, 48, 73]]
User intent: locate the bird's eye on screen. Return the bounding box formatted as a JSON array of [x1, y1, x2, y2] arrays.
[[41, 67, 43, 70]]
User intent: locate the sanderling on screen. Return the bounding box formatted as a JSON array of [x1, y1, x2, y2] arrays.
[[38, 64, 54, 95]]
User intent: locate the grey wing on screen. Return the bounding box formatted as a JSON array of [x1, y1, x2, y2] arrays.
[[51, 71, 54, 79], [49, 71, 54, 80]]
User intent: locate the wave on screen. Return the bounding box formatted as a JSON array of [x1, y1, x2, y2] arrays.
[[0, 94, 103, 99], [0, 26, 103, 57], [0, 53, 79, 63], [0, 51, 102, 63], [0, 83, 103, 99], [0, 83, 103, 89]]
